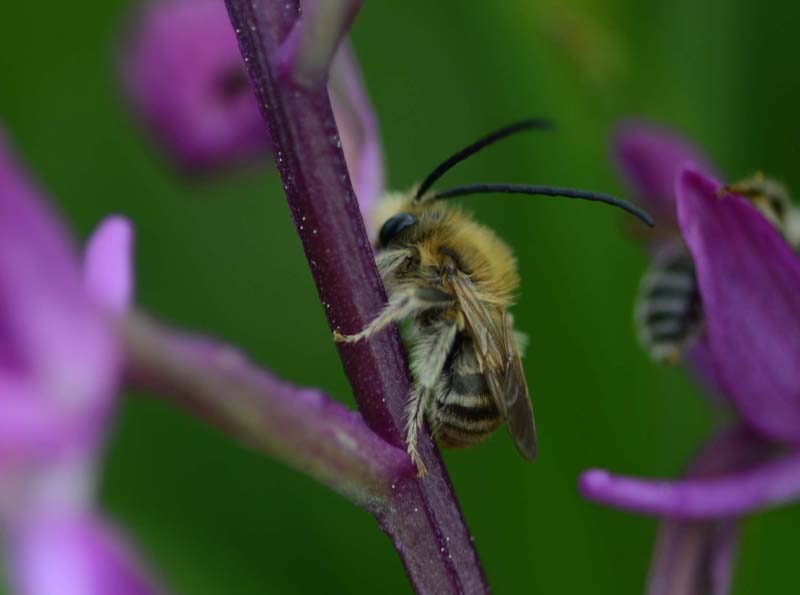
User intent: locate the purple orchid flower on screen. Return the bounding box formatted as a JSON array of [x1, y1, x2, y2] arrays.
[[0, 130, 162, 594], [580, 120, 800, 594], [122, 0, 384, 218], [122, 0, 269, 172], [0, 121, 413, 592]]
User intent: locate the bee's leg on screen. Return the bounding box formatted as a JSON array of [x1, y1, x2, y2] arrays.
[[514, 331, 529, 358], [376, 250, 414, 296], [405, 321, 458, 476], [505, 314, 529, 358], [333, 287, 452, 344], [404, 383, 431, 475], [375, 249, 413, 281]]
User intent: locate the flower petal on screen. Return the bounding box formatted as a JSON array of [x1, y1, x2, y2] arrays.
[[276, 0, 363, 88], [0, 443, 96, 524], [122, 0, 270, 171], [614, 120, 715, 228], [579, 441, 800, 520], [83, 216, 134, 315], [9, 512, 164, 595], [0, 130, 117, 459], [685, 338, 724, 400], [0, 382, 91, 465], [676, 166, 800, 443], [329, 41, 385, 222]]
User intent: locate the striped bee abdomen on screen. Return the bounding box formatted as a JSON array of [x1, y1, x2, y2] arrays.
[[635, 241, 703, 364], [431, 335, 501, 449]]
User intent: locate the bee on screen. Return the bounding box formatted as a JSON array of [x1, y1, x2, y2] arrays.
[[636, 172, 800, 364], [335, 119, 653, 474], [635, 239, 703, 364], [722, 172, 800, 245]]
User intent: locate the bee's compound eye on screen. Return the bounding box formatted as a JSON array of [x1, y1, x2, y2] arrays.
[[378, 213, 417, 248]]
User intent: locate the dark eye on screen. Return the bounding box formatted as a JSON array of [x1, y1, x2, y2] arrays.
[[378, 213, 417, 248]]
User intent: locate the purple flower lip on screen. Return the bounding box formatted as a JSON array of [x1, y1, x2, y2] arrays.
[[580, 451, 800, 520], [579, 425, 782, 523]]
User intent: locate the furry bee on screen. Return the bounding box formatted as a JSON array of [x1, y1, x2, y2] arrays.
[[636, 172, 800, 364], [635, 239, 702, 364], [723, 172, 800, 245], [335, 120, 653, 474]]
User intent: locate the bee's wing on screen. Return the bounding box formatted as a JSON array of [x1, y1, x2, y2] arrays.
[[449, 272, 537, 460], [499, 311, 537, 460]]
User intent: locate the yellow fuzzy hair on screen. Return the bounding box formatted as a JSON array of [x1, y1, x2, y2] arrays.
[[373, 190, 519, 305]]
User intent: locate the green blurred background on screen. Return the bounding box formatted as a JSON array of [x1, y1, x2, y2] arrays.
[[1, 0, 798, 592]]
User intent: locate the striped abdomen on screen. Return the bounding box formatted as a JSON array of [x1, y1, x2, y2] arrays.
[[635, 242, 703, 363], [431, 335, 502, 449]]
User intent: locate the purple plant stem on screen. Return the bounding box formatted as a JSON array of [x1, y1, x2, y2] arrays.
[[122, 312, 413, 510], [223, 1, 488, 593]]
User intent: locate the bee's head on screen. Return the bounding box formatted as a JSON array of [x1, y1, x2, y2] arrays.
[[723, 175, 791, 229]]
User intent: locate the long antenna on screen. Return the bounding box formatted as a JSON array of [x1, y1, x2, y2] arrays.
[[414, 118, 554, 200], [433, 183, 654, 227]]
